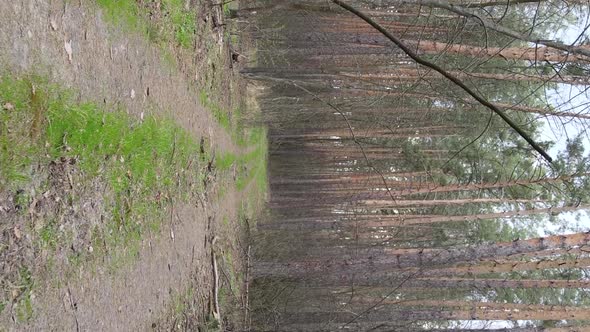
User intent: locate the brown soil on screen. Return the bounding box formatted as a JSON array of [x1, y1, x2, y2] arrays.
[[0, 0, 254, 330]]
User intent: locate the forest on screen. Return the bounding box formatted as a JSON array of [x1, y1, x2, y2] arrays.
[[241, 0, 590, 330], [1, 0, 589, 330]]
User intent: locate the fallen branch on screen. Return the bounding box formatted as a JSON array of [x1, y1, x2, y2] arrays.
[[332, 0, 553, 163], [465, 0, 545, 8], [244, 244, 251, 328], [211, 237, 221, 321]]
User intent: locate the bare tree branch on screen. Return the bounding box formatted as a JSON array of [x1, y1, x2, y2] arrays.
[[404, 0, 590, 59], [465, 0, 544, 8], [333, 0, 553, 163]]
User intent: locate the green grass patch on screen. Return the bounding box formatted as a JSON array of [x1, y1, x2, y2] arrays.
[[0, 73, 204, 271], [96, 0, 144, 31], [217, 152, 237, 171], [96, 0, 197, 49], [199, 90, 232, 131], [239, 128, 268, 192], [38, 219, 59, 250], [217, 250, 237, 311], [214, 127, 268, 192], [223, 2, 232, 16], [163, 0, 197, 48], [204, 314, 221, 331], [224, 250, 237, 290], [172, 286, 194, 315], [0, 76, 43, 189], [14, 267, 34, 322], [216, 182, 227, 200], [199, 93, 269, 196], [198, 89, 265, 164]]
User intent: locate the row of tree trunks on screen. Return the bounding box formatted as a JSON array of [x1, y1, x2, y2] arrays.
[[253, 233, 590, 278]]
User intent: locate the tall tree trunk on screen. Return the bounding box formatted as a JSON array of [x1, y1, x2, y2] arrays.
[[254, 233, 590, 278]]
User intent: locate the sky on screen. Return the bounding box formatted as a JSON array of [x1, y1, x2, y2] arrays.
[[536, 10, 590, 235]]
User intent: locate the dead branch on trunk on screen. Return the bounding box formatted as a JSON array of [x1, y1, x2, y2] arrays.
[[332, 0, 553, 163]]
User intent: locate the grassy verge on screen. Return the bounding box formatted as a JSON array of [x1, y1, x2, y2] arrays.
[[217, 127, 267, 192], [195, 65, 268, 329], [199, 85, 268, 195], [213, 128, 267, 330], [97, 0, 197, 49], [0, 73, 207, 315], [200, 90, 232, 132]]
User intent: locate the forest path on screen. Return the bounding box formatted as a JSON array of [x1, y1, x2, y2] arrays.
[[0, 0, 252, 330]]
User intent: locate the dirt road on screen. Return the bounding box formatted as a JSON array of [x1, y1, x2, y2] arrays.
[[0, 0, 253, 330]]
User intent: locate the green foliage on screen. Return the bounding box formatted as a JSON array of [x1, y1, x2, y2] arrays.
[[0, 75, 48, 189], [223, 2, 232, 16], [96, 0, 143, 30], [199, 90, 232, 131], [216, 127, 268, 192], [171, 286, 194, 316], [217, 152, 237, 171], [96, 0, 197, 49], [199, 82, 268, 195], [162, 0, 197, 48], [15, 267, 34, 322], [40, 86, 201, 253], [39, 219, 59, 250], [45, 106, 197, 193], [223, 251, 236, 290], [204, 314, 221, 331]]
